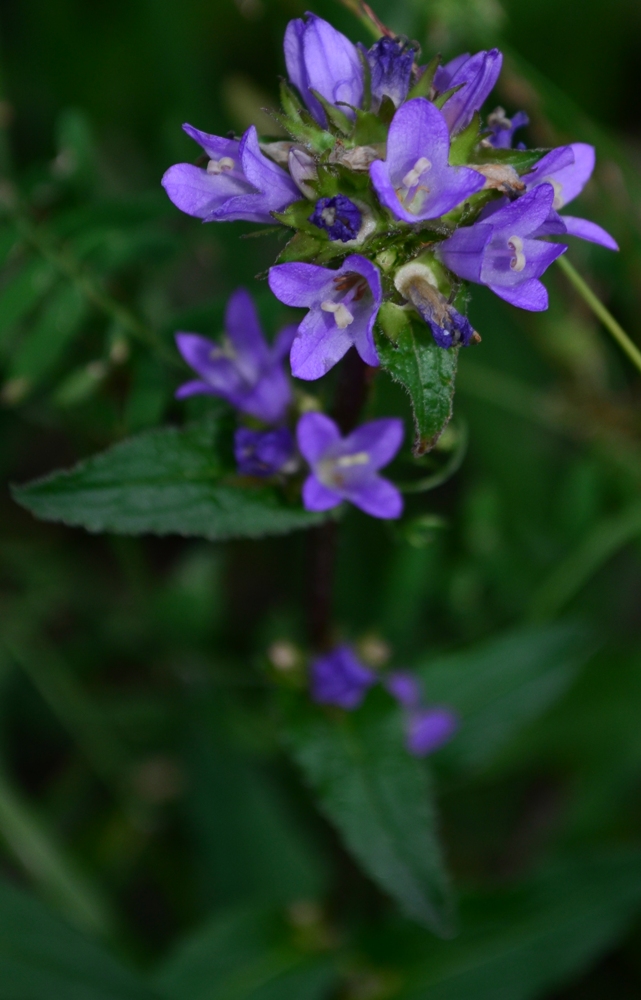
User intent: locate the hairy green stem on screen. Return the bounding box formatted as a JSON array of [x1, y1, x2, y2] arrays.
[[558, 256, 641, 377]]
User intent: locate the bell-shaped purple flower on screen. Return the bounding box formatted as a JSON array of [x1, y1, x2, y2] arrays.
[[522, 143, 618, 251], [437, 184, 568, 311], [434, 49, 503, 135], [486, 107, 529, 149], [175, 288, 295, 423], [369, 98, 485, 223], [309, 195, 362, 242], [406, 707, 458, 757], [268, 255, 382, 380], [385, 671, 422, 708], [284, 14, 364, 127], [364, 36, 416, 110], [310, 645, 376, 709], [395, 261, 477, 349], [297, 413, 404, 519], [234, 427, 296, 477], [162, 123, 299, 224]]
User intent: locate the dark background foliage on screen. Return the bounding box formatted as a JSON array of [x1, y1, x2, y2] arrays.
[[1, 0, 641, 997]]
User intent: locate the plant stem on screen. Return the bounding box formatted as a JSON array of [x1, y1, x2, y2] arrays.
[[334, 0, 385, 39], [557, 256, 641, 377]]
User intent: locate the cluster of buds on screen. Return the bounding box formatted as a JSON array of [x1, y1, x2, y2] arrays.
[[163, 10, 617, 522]]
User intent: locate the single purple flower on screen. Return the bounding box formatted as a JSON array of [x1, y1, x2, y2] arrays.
[[363, 36, 416, 110], [434, 49, 503, 135], [310, 645, 376, 709], [437, 184, 568, 311], [284, 14, 364, 127], [522, 143, 618, 251], [406, 706, 458, 757], [395, 261, 477, 349], [162, 123, 299, 224], [297, 413, 404, 519], [369, 98, 485, 223], [268, 255, 382, 380], [486, 107, 529, 149], [234, 427, 296, 477], [175, 288, 295, 423], [385, 671, 422, 708], [309, 195, 362, 242]]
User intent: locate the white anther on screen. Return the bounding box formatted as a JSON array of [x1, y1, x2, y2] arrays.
[[402, 157, 432, 189], [507, 235, 526, 272], [321, 300, 354, 329], [321, 206, 337, 226], [207, 156, 235, 175], [336, 452, 370, 468], [550, 179, 564, 211]]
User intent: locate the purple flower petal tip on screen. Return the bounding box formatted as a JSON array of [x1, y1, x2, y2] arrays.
[[385, 671, 422, 708], [436, 48, 503, 135], [406, 707, 458, 756], [310, 645, 376, 709]]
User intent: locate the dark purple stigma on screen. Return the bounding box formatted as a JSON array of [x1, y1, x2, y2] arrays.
[[309, 195, 362, 243]]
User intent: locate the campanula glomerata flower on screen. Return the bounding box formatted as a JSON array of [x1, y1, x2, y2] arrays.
[[309, 195, 362, 242], [234, 427, 296, 477], [369, 98, 485, 223], [175, 288, 294, 423], [284, 14, 363, 126], [406, 707, 459, 756], [162, 123, 299, 223], [268, 255, 382, 380], [297, 413, 403, 519], [434, 49, 503, 135], [310, 645, 376, 709], [364, 36, 416, 110], [437, 184, 568, 311]]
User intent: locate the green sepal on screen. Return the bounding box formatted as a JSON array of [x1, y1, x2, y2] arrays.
[[433, 82, 464, 111], [352, 108, 389, 146], [307, 88, 353, 136], [408, 54, 440, 99], [274, 81, 336, 154], [449, 113, 481, 165], [377, 304, 458, 454], [272, 199, 320, 235], [276, 230, 328, 264], [473, 145, 549, 173]]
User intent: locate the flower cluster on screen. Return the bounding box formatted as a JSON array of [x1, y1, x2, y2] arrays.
[[165, 10, 617, 520], [310, 646, 457, 757]]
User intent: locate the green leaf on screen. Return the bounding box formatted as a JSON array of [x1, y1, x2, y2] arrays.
[[416, 622, 593, 774], [449, 114, 480, 166], [376, 305, 458, 455], [0, 260, 56, 347], [12, 420, 326, 541], [352, 109, 388, 146], [9, 284, 87, 391], [408, 55, 440, 100], [274, 82, 335, 155], [284, 690, 453, 936], [397, 850, 641, 1000], [472, 146, 547, 173], [0, 878, 156, 1000], [154, 905, 337, 1000]]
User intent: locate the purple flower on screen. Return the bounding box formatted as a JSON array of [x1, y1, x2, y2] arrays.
[[369, 98, 485, 223], [434, 49, 503, 135], [310, 645, 376, 709], [284, 14, 364, 127], [234, 427, 296, 477], [364, 36, 416, 110], [486, 108, 529, 149], [268, 256, 382, 380], [395, 261, 476, 349], [522, 143, 618, 251], [436, 184, 568, 311], [309, 195, 362, 242], [406, 707, 458, 757], [162, 123, 299, 224], [385, 671, 422, 708], [297, 413, 404, 519], [175, 288, 294, 422]]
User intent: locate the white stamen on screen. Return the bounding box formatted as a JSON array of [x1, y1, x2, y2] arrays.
[[336, 452, 369, 468], [401, 157, 432, 190], [507, 235, 526, 272], [321, 206, 337, 226], [207, 156, 235, 175], [550, 179, 564, 211], [321, 300, 354, 329]]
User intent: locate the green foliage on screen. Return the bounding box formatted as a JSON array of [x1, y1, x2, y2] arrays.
[[12, 419, 326, 541]]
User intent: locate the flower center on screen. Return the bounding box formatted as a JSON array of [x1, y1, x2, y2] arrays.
[[336, 452, 370, 468], [206, 156, 235, 175], [401, 157, 432, 190], [321, 301, 354, 329], [507, 235, 526, 272], [317, 451, 371, 488]]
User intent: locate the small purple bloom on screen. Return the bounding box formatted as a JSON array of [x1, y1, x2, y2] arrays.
[[434, 49, 503, 135], [297, 413, 404, 519], [437, 184, 568, 311], [268, 255, 382, 380], [486, 108, 529, 149], [162, 123, 299, 224], [234, 427, 296, 477], [284, 14, 364, 127], [309, 195, 362, 242], [369, 98, 485, 223], [175, 288, 295, 423], [406, 707, 458, 757], [522, 143, 618, 251], [311, 645, 376, 709], [385, 671, 422, 708], [364, 36, 416, 110]]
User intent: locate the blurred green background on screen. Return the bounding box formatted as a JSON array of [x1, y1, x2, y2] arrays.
[[1, 0, 641, 997]]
